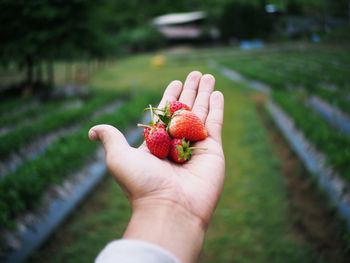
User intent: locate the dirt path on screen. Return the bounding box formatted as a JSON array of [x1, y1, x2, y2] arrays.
[[254, 95, 350, 263]]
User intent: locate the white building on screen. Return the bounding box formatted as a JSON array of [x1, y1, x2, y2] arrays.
[[152, 11, 211, 40]]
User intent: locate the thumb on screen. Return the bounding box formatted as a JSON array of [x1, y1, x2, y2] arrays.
[[89, 124, 135, 197], [88, 124, 130, 159]]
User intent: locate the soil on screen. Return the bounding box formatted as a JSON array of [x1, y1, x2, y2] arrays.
[[253, 94, 350, 263]]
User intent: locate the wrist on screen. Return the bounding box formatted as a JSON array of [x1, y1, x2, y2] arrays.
[[123, 199, 205, 263]]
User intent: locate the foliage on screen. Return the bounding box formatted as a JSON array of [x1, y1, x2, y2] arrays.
[[216, 45, 350, 181], [0, 98, 77, 127], [0, 92, 158, 230], [218, 1, 273, 40], [0, 0, 117, 88], [323, 26, 350, 44], [216, 46, 350, 181], [219, 46, 350, 114], [0, 92, 121, 158], [0, 97, 33, 116], [273, 90, 350, 181], [0, 0, 115, 63], [0, 0, 347, 87], [286, 0, 303, 15], [115, 26, 166, 53]]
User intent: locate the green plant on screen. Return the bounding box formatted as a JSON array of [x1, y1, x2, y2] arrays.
[[0, 92, 158, 230], [272, 90, 350, 181], [116, 26, 165, 53], [0, 98, 78, 127], [219, 46, 350, 114], [0, 91, 125, 158]]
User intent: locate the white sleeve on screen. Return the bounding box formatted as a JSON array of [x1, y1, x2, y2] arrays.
[[95, 239, 182, 263]]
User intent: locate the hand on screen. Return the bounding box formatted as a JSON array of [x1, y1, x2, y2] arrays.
[[89, 71, 225, 263]]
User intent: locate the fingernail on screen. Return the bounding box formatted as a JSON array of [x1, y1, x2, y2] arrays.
[[89, 129, 97, 140]]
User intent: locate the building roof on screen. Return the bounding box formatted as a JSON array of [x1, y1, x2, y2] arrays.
[[152, 11, 206, 26]]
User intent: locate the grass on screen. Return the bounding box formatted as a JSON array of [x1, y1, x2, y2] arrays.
[[28, 53, 323, 263], [90, 54, 206, 92], [214, 44, 350, 114], [201, 82, 318, 262]]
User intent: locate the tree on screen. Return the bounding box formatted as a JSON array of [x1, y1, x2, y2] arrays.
[[218, 1, 273, 40], [286, 0, 303, 15], [0, 0, 117, 92]]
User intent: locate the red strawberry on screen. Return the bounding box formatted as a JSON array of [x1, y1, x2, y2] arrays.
[[169, 138, 207, 164], [166, 101, 190, 117], [168, 110, 208, 142], [169, 138, 192, 164], [146, 101, 190, 124], [143, 123, 165, 141], [141, 124, 170, 159]]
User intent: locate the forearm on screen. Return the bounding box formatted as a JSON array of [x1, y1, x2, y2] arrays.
[[123, 199, 205, 263]]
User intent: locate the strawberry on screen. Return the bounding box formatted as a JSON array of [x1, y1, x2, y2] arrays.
[[169, 138, 207, 164], [146, 101, 190, 125], [169, 138, 192, 164], [165, 101, 190, 117], [143, 126, 150, 140], [143, 122, 166, 141], [168, 110, 208, 142], [140, 123, 170, 159]]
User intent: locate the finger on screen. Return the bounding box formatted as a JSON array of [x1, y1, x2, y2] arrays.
[[192, 74, 215, 122], [138, 141, 148, 151], [88, 124, 131, 163], [89, 125, 135, 196], [157, 80, 183, 109], [205, 91, 224, 143], [138, 141, 148, 150], [179, 71, 202, 108]]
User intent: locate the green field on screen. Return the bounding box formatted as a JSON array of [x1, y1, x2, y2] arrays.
[[26, 49, 348, 262], [1, 0, 349, 260], [210, 45, 350, 182], [1, 44, 349, 262]]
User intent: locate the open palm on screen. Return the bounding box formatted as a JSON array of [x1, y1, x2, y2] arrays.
[[89, 71, 225, 228]]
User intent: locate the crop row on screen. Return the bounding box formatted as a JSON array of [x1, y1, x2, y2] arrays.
[[221, 53, 350, 91], [230, 47, 350, 75], [0, 92, 158, 230], [272, 90, 350, 182], [0, 97, 34, 116], [219, 50, 350, 114], [0, 98, 80, 128], [315, 88, 350, 115], [0, 92, 124, 159]]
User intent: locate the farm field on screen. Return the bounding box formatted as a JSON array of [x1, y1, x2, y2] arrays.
[[213, 45, 350, 182], [24, 45, 350, 263], [3, 0, 350, 262]]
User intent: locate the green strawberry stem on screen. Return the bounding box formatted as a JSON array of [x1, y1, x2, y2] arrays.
[[147, 106, 170, 125], [149, 104, 155, 124], [144, 107, 165, 112], [137, 124, 152, 129], [144, 107, 165, 117], [188, 146, 208, 151]]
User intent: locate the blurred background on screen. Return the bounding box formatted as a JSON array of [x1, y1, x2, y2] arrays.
[[0, 0, 350, 262]]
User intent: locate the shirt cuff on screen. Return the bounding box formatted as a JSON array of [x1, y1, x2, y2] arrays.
[[95, 239, 182, 263]]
